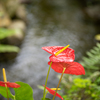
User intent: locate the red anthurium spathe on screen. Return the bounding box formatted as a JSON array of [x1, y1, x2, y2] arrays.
[[49, 54, 74, 62], [48, 61, 85, 75], [0, 81, 20, 88], [42, 46, 75, 62], [43, 85, 63, 100]]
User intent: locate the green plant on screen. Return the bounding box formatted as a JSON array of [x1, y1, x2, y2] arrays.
[[61, 77, 100, 100], [81, 42, 100, 76], [61, 43, 100, 100], [0, 28, 19, 53], [0, 81, 34, 100], [0, 45, 85, 100]]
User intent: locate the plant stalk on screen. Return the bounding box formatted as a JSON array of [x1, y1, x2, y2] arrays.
[[52, 68, 66, 100], [5, 84, 9, 100], [43, 62, 52, 100]]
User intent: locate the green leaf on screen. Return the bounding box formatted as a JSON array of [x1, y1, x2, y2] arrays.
[[37, 85, 44, 90], [0, 86, 14, 99], [0, 44, 19, 52], [74, 78, 91, 88], [14, 81, 34, 100], [0, 28, 15, 40]]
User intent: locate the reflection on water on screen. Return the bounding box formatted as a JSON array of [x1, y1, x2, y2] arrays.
[[0, 1, 97, 100]]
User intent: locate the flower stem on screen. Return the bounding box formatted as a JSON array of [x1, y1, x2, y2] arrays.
[[5, 84, 9, 100], [2, 68, 9, 100], [52, 68, 66, 100], [13, 96, 16, 100], [43, 62, 52, 100]]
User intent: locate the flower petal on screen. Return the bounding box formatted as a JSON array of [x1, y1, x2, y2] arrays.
[[48, 61, 85, 75], [0, 81, 20, 88], [42, 46, 64, 54], [6, 82, 20, 88], [49, 54, 75, 62], [43, 85, 63, 100], [42, 46, 75, 62], [0, 81, 6, 87], [42, 46, 75, 55]]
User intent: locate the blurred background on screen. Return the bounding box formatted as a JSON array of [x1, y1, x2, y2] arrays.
[[0, 0, 100, 100]]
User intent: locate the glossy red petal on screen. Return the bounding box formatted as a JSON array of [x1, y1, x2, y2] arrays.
[[48, 61, 85, 75], [0, 81, 20, 88], [42, 46, 75, 55], [7, 82, 20, 88], [49, 53, 75, 62], [42, 46, 75, 62], [43, 85, 63, 100], [42, 46, 64, 54], [0, 81, 6, 87], [64, 62, 85, 75]]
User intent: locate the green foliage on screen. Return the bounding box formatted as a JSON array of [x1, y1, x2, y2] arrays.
[[0, 44, 19, 52], [81, 43, 100, 76], [14, 81, 34, 100], [73, 78, 91, 88], [0, 28, 15, 40], [0, 86, 14, 99], [61, 77, 100, 100], [61, 43, 100, 100], [0, 28, 19, 53], [0, 81, 34, 100], [37, 85, 44, 90]]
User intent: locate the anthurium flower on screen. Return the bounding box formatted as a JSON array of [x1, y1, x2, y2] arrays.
[[0, 81, 20, 88], [42, 46, 75, 62], [43, 85, 63, 100], [48, 61, 85, 75]]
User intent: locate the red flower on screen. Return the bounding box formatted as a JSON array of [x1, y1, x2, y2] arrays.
[[42, 46, 75, 62], [0, 81, 20, 88], [48, 61, 85, 75], [43, 85, 63, 100]]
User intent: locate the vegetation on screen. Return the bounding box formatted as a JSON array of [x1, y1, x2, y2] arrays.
[[0, 81, 33, 100], [0, 45, 85, 100], [0, 28, 19, 53], [61, 43, 100, 100]]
